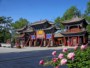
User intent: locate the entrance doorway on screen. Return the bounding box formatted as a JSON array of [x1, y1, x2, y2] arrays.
[[36, 39, 44, 46]]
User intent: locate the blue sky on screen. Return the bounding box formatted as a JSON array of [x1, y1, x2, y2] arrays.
[[0, 0, 89, 23]]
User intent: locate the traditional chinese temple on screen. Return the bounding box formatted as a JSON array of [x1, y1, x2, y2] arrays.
[[16, 20, 60, 47], [16, 17, 88, 47], [54, 16, 88, 46]]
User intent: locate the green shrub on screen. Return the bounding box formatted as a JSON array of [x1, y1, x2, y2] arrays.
[[39, 45, 90, 68]]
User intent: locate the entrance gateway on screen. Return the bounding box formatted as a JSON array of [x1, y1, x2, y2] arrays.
[[36, 30, 45, 46], [36, 30, 54, 47]]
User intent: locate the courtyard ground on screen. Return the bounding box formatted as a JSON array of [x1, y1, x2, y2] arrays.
[[0, 46, 74, 68]]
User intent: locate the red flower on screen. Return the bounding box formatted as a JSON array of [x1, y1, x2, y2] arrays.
[[58, 53, 64, 59], [39, 60, 44, 65], [52, 51, 56, 56], [62, 48, 68, 53], [67, 52, 75, 59], [74, 46, 78, 50], [60, 58, 67, 65], [81, 45, 87, 50], [52, 58, 58, 63]]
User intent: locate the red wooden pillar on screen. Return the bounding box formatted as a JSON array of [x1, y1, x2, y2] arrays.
[[35, 31, 37, 41], [68, 37, 69, 46], [83, 36, 85, 43], [78, 36, 79, 44], [68, 37, 71, 46], [52, 34, 54, 42], [53, 35, 55, 46], [71, 37, 73, 46], [44, 34, 46, 40], [64, 37, 66, 46]]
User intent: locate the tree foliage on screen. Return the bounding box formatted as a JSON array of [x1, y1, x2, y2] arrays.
[[62, 6, 81, 21], [85, 1, 90, 32], [12, 18, 29, 29], [85, 1, 90, 16], [54, 17, 64, 29], [84, 1, 90, 21], [0, 16, 13, 42]]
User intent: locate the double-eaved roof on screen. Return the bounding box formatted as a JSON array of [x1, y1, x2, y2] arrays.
[[30, 19, 54, 26], [16, 20, 60, 33], [62, 16, 86, 24]]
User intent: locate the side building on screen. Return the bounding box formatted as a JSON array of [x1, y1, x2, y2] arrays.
[[54, 16, 88, 46]]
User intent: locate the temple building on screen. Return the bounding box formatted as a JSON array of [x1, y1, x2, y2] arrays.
[[54, 16, 88, 46], [16, 17, 88, 47], [16, 20, 60, 47]]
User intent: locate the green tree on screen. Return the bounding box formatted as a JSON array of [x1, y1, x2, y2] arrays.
[[84, 1, 90, 32], [86, 24, 90, 32], [85, 1, 90, 16], [12, 18, 29, 29], [54, 17, 64, 29], [84, 1, 90, 22], [62, 6, 81, 20], [0, 16, 13, 42]]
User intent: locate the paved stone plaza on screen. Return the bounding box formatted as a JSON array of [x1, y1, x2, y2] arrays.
[[0, 46, 73, 68]]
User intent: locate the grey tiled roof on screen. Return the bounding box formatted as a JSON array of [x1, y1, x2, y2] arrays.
[[23, 25, 34, 32], [16, 20, 57, 33], [54, 33, 63, 37], [43, 25, 55, 30], [31, 19, 54, 26], [30, 20, 47, 25], [16, 25, 27, 31], [62, 17, 84, 24]]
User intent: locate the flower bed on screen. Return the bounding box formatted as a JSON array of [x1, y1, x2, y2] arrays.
[[39, 44, 90, 68]]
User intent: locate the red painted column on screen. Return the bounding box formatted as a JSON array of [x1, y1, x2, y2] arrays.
[[78, 36, 79, 44], [64, 37, 66, 46], [72, 37, 73, 46], [68, 37, 69, 46], [83, 36, 85, 43], [52, 34, 54, 41], [68, 37, 71, 46]]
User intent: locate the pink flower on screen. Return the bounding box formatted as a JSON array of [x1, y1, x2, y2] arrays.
[[67, 52, 75, 59], [62, 48, 68, 53], [60, 58, 67, 65], [81, 45, 87, 50], [52, 51, 56, 56], [74, 46, 78, 50], [55, 66, 59, 68], [39, 60, 44, 65], [58, 53, 64, 59], [52, 58, 58, 63]]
